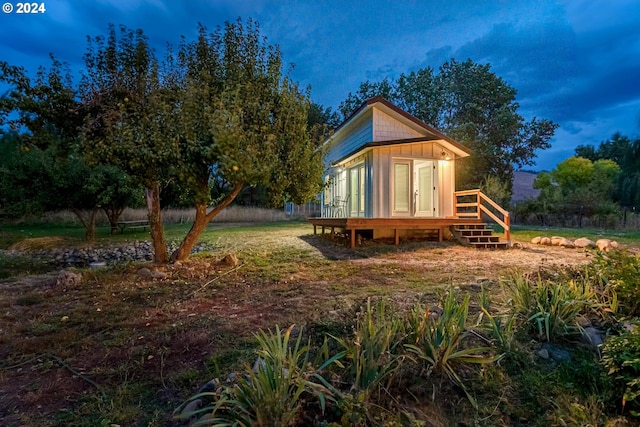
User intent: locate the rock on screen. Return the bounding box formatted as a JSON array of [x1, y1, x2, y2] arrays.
[[574, 237, 595, 248], [551, 236, 563, 246], [137, 267, 152, 277], [540, 237, 552, 246], [149, 270, 168, 279], [511, 242, 524, 249], [531, 236, 542, 244], [559, 238, 574, 248], [180, 398, 202, 417], [252, 357, 266, 373], [582, 326, 604, 349], [220, 253, 239, 267], [623, 321, 637, 333], [596, 239, 612, 252], [542, 343, 572, 362], [610, 241, 619, 248], [55, 270, 82, 287], [537, 348, 549, 359]]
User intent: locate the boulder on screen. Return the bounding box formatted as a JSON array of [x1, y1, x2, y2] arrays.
[[611, 241, 619, 248], [531, 236, 542, 244], [540, 237, 552, 246], [551, 236, 563, 246], [559, 238, 574, 248], [55, 270, 82, 287], [582, 326, 605, 350], [596, 239, 612, 252], [574, 237, 595, 248]]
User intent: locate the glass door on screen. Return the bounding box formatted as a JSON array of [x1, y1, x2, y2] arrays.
[[414, 160, 437, 217]]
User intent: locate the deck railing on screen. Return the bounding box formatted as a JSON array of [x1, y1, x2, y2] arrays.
[[454, 189, 511, 241]]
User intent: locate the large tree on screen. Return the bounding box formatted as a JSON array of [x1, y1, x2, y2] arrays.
[[81, 21, 325, 262], [533, 156, 620, 225], [575, 133, 640, 209], [0, 59, 139, 241], [338, 59, 558, 197]]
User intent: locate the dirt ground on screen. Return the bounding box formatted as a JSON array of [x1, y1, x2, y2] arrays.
[[0, 225, 621, 426]]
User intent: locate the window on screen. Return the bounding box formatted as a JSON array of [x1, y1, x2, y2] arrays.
[[393, 162, 410, 212], [348, 163, 365, 217]]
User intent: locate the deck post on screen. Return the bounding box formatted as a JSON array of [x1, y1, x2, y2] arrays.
[[505, 215, 511, 241], [350, 230, 356, 248], [438, 228, 443, 242], [330, 227, 334, 240], [313, 225, 317, 235], [394, 229, 399, 245]]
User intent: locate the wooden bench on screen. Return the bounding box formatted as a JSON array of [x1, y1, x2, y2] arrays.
[[117, 220, 150, 233]]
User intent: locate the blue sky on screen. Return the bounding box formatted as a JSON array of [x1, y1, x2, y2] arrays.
[[1, 0, 639, 170]]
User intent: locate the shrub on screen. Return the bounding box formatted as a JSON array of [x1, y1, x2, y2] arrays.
[[586, 250, 640, 316], [601, 325, 640, 417], [404, 290, 499, 408]]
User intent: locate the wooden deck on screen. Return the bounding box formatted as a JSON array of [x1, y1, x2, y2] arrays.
[[308, 217, 483, 248]]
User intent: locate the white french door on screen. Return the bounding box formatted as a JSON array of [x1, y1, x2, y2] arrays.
[[414, 160, 437, 217]]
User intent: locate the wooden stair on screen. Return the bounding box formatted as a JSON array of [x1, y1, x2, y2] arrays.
[[450, 223, 510, 249]]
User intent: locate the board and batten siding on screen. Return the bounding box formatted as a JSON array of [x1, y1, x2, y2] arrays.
[[371, 142, 455, 218], [326, 110, 373, 165], [373, 109, 423, 141]]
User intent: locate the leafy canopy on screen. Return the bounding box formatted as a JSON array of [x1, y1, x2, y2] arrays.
[[337, 59, 558, 196]]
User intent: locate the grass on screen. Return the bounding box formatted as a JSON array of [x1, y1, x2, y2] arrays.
[[0, 219, 639, 425]]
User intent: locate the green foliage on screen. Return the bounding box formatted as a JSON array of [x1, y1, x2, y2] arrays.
[[480, 175, 511, 208], [338, 59, 558, 194], [533, 156, 621, 226], [404, 291, 499, 407], [576, 132, 640, 210], [584, 250, 640, 316], [78, 20, 325, 260], [333, 299, 404, 424], [503, 273, 602, 342], [601, 325, 640, 416], [177, 325, 343, 426], [477, 286, 517, 354]]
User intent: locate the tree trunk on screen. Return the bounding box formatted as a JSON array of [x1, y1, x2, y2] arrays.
[[103, 206, 125, 235], [170, 183, 243, 262], [146, 183, 168, 263], [71, 208, 99, 243]]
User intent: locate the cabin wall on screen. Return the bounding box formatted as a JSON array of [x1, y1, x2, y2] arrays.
[[373, 109, 422, 141], [326, 110, 373, 165], [372, 142, 456, 218]]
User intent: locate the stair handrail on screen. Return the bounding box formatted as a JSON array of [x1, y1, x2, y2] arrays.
[[454, 189, 511, 241]]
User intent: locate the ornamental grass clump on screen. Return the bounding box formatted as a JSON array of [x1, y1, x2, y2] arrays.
[[332, 298, 405, 424], [404, 290, 500, 408], [176, 325, 343, 427], [504, 272, 599, 342]]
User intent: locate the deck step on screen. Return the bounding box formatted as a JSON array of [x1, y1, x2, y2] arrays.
[[454, 229, 493, 236], [469, 241, 510, 249], [449, 224, 509, 249], [454, 223, 489, 230]]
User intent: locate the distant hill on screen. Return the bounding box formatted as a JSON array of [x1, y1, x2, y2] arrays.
[[512, 171, 540, 202]]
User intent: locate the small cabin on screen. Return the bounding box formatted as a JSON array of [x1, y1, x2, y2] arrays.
[[309, 97, 510, 248]]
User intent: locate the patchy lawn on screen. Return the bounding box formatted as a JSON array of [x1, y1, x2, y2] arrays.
[[0, 222, 633, 426]]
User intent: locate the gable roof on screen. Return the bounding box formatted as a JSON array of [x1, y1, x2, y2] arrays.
[[325, 96, 472, 158]]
